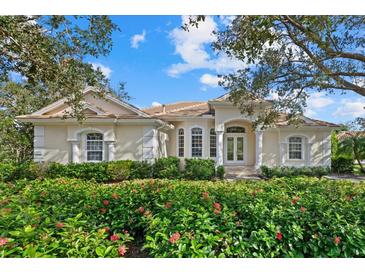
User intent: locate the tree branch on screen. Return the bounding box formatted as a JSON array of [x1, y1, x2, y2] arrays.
[[282, 21, 365, 96]]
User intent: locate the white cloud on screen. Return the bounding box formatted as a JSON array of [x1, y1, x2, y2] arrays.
[[151, 101, 162, 107], [131, 30, 146, 49], [307, 92, 334, 109], [167, 16, 244, 77], [90, 62, 112, 78], [333, 98, 365, 118], [304, 92, 335, 118], [304, 108, 317, 117], [200, 73, 220, 87]]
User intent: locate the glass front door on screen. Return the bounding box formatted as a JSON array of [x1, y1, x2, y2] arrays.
[[225, 135, 245, 163]]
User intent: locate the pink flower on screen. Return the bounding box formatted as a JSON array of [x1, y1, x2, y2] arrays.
[[122, 229, 129, 235], [138, 207, 145, 214], [102, 200, 110, 206], [214, 209, 221, 215], [276, 232, 283, 241], [213, 202, 222, 211], [334, 236, 341, 245], [300, 206, 306, 213], [291, 196, 300, 205], [118, 245, 127, 257], [202, 191, 210, 200], [110, 234, 120, 242], [99, 208, 107, 214], [55, 222, 65, 229], [169, 232, 181, 244], [0, 237, 8, 246]]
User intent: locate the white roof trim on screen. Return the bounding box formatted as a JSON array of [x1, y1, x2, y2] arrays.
[[31, 86, 150, 118]]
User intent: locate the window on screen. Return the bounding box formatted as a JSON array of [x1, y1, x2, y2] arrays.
[[191, 127, 203, 157], [210, 128, 216, 157], [178, 128, 184, 157], [288, 136, 303, 160], [86, 133, 103, 162], [226, 126, 245, 133]]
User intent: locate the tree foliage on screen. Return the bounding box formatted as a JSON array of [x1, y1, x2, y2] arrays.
[[338, 119, 365, 174], [0, 82, 58, 162], [0, 16, 120, 162], [0, 16, 120, 119], [188, 16, 365, 126]]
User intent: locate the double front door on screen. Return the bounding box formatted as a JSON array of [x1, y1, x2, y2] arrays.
[[225, 133, 246, 164]]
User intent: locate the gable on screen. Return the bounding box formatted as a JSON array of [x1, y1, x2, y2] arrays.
[[30, 87, 150, 118]]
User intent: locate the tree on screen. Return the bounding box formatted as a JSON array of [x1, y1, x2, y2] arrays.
[[338, 119, 365, 174], [187, 16, 365, 126], [0, 16, 121, 119], [0, 16, 121, 162]]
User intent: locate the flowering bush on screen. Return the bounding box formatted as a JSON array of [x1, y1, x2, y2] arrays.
[[1, 176, 365, 258]]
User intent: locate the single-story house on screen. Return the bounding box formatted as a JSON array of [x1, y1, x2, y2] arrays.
[[17, 87, 338, 175]]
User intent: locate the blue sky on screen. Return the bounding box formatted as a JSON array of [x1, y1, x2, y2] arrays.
[[86, 15, 365, 124]]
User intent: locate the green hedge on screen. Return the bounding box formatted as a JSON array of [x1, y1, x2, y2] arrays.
[[2, 177, 365, 257], [46, 162, 111, 183], [331, 156, 354, 174], [0, 158, 224, 183], [0, 162, 40, 182], [153, 157, 181, 179], [184, 158, 216, 180], [260, 165, 331, 179]]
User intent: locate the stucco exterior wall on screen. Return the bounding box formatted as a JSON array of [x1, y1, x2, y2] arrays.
[[262, 130, 280, 167], [214, 106, 258, 131], [261, 128, 332, 167], [43, 125, 70, 164], [38, 123, 170, 163], [114, 126, 144, 161]]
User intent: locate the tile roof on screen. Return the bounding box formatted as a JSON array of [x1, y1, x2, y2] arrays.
[[143, 100, 338, 127], [143, 102, 212, 118], [275, 113, 339, 127], [337, 131, 365, 141]]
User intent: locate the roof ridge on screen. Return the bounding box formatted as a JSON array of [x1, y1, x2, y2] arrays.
[[143, 101, 203, 111], [152, 102, 207, 116]]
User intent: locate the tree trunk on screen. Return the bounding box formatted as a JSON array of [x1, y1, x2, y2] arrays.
[[355, 157, 365, 174]]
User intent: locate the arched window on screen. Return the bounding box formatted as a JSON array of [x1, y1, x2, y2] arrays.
[[191, 127, 203, 157], [178, 128, 184, 157], [210, 128, 216, 158], [288, 136, 303, 160], [226, 126, 245, 133], [86, 133, 103, 162]]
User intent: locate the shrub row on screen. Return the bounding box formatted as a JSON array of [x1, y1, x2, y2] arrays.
[[1, 177, 365, 257], [260, 165, 331, 179], [331, 155, 354, 174], [0, 158, 225, 183]]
